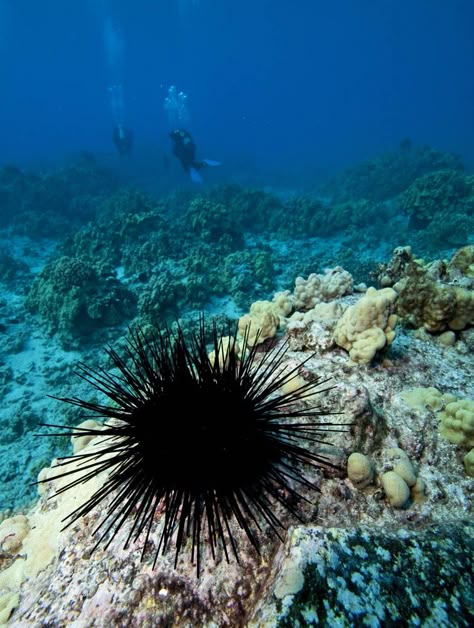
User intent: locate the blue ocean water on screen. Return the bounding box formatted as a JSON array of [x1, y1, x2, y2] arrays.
[[0, 0, 473, 173], [0, 3, 473, 623]]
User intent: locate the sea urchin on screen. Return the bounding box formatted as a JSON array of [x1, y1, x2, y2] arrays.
[[41, 319, 340, 576]]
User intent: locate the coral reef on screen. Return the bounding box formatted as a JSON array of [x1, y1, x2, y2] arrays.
[[321, 144, 464, 203], [2, 272, 473, 624], [184, 197, 243, 249], [0, 143, 473, 625], [398, 169, 474, 252], [0, 156, 116, 235], [64, 188, 170, 275], [376, 246, 474, 333], [400, 169, 474, 229], [268, 196, 325, 237], [26, 255, 136, 347]]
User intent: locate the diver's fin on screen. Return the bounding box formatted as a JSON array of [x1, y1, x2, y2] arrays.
[[202, 159, 222, 167], [190, 167, 203, 183]]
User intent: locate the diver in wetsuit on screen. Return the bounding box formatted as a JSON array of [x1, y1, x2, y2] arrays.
[[169, 128, 220, 183], [113, 123, 133, 155]]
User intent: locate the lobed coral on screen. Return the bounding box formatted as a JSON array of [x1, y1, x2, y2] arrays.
[[250, 267, 357, 356], [347, 447, 423, 509], [376, 246, 474, 333], [464, 449, 474, 477], [333, 287, 398, 364], [439, 399, 474, 448], [399, 386, 456, 412], [71, 420, 103, 454], [293, 267, 353, 310], [238, 300, 281, 346], [380, 448, 420, 508], [401, 387, 474, 477]]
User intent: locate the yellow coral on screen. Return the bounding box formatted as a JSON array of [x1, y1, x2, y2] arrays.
[[0, 591, 19, 624], [271, 291, 294, 318], [381, 471, 410, 508], [399, 386, 457, 412], [71, 419, 102, 454], [333, 287, 398, 364], [439, 399, 474, 447], [448, 245, 474, 278], [208, 335, 241, 368], [293, 267, 352, 310], [238, 300, 280, 346], [464, 448, 474, 477], [347, 452, 373, 489], [449, 287, 474, 330], [0, 515, 29, 554]]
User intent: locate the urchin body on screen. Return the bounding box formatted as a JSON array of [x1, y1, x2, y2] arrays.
[[42, 321, 338, 575]]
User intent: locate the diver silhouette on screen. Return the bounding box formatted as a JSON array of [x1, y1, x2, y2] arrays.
[[169, 128, 220, 183], [113, 124, 133, 155]]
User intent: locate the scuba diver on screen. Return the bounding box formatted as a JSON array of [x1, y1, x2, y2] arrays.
[[169, 128, 220, 183], [113, 123, 133, 155]]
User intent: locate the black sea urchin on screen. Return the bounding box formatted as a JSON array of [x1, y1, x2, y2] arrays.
[[41, 319, 340, 576]]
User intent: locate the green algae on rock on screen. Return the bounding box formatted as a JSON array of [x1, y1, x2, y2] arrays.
[[250, 522, 474, 627]]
